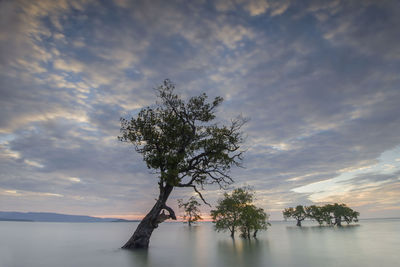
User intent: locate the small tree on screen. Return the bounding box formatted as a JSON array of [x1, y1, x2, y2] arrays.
[[119, 80, 246, 249], [321, 204, 334, 225], [283, 205, 307, 226], [211, 187, 269, 238], [295, 203, 360, 227], [178, 196, 202, 226], [331, 203, 359, 226], [239, 205, 270, 238], [305, 205, 324, 226], [210, 188, 253, 237]]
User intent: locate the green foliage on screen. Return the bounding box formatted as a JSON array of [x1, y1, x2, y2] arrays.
[[323, 203, 360, 226], [211, 187, 270, 238], [178, 196, 202, 226], [119, 79, 246, 202], [283, 205, 307, 226], [283, 203, 360, 226], [239, 204, 270, 238], [305, 205, 324, 225]]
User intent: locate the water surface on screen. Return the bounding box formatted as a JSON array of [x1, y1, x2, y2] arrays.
[[1, 219, 399, 267]]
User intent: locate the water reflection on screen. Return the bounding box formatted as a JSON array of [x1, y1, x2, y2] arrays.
[[217, 237, 269, 267], [125, 249, 149, 267], [1, 221, 398, 267]]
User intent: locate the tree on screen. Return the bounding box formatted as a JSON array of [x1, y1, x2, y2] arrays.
[[320, 204, 335, 225], [211, 187, 269, 239], [178, 196, 202, 226], [119, 80, 246, 249], [283, 205, 307, 226], [294, 203, 360, 227], [305, 205, 324, 226], [239, 205, 270, 238], [331, 203, 359, 226], [210, 188, 253, 238]]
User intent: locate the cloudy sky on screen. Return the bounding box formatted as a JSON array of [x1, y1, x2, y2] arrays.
[[1, 0, 399, 220]]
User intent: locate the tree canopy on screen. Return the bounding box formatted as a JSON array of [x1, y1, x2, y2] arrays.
[[119, 79, 246, 249], [119, 79, 246, 203], [239, 204, 270, 238], [283, 204, 360, 227], [178, 196, 202, 226], [211, 187, 270, 238], [283, 205, 307, 226]]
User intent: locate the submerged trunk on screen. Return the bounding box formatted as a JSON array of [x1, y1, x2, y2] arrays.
[[253, 230, 258, 238], [335, 217, 342, 227], [296, 219, 302, 227], [230, 226, 235, 238], [122, 185, 175, 249]]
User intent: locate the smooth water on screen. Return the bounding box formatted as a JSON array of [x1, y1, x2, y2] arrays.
[[1, 219, 399, 267]]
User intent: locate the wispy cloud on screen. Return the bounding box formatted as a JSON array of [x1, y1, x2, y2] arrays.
[[1, 0, 400, 219]]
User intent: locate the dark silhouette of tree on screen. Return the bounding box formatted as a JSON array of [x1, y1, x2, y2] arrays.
[[325, 203, 359, 226], [239, 204, 270, 238], [178, 196, 202, 226], [119, 79, 246, 249], [283, 205, 307, 226], [285, 203, 360, 227], [211, 187, 269, 238], [210, 188, 252, 238], [305, 205, 324, 226]]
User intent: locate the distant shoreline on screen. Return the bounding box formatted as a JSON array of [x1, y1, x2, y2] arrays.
[[0, 211, 140, 223]]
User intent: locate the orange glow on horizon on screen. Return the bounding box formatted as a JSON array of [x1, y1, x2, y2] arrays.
[[93, 213, 214, 222]]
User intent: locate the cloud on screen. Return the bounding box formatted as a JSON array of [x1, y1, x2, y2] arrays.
[[1, 0, 400, 220]]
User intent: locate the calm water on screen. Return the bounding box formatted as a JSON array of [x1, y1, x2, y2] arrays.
[[1, 219, 399, 267]]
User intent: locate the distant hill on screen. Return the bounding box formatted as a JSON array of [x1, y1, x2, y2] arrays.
[[0, 212, 139, 222]]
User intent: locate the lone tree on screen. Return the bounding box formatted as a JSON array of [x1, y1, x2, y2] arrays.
[[211, 187, 269, 238], [178, 196, 202, 226], [119, 80, 246, 249], [283, 205, 307, 226]]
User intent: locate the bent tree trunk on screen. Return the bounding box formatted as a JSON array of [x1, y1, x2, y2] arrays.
[[122, 185, 176, 249]]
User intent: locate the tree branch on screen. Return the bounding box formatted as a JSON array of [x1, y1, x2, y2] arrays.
[[162, 204, 177, 220]]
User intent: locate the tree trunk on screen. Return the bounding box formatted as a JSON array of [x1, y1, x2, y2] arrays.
[[296, 220, 302, 227], [335, 217, 342, 227], [122, 185, 175, 249], [253, 230, 258, 238], [230, 226, 235, 238]]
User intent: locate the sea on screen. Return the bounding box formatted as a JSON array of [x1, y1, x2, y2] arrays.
[[1, 219, 399, 267]]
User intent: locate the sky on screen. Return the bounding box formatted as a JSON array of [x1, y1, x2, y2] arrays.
[[0, 0, 399, 221]]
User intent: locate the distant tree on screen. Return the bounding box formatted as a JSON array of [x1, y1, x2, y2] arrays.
[[119, 80, 246, 249], [210, 188, 253, 238], [283, 205, 307, 226], [239, 204, 270, 238], [331, 203, 359, 226], [211, 187, 270, 238], [305, 205, 324, 226], [343, 209, 360, 225], [301, 203, 360, 227], [320, 204, 335, 225], [178, 196, 202, 226]]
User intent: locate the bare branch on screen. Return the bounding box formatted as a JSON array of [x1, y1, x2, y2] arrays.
[[162, 204, 177, 220]]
